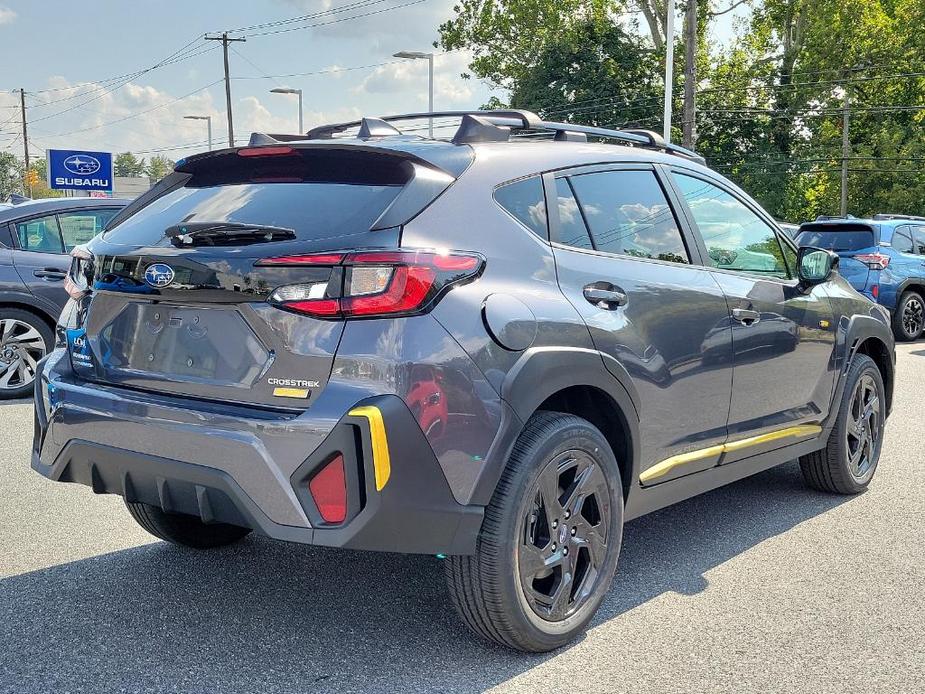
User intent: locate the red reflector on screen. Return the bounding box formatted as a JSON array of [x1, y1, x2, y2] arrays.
[[309, 454, 347, 523], [237, 146, 295, 157], [256, 253, 345, 266], [285, 298, 341, 316], [871, 284, 879, 299]]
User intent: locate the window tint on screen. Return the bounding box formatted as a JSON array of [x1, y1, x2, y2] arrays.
[[567, 170, 689, 263], [57, 208, 119, 251], [674, 173, 789, 278], [912, 226, 925, 254], [554, 177, 593, 249], [494, 176, 548, 239], [795, 227, 876, 252], [892, 226, 915, 253], [16, 214, 64, 253]]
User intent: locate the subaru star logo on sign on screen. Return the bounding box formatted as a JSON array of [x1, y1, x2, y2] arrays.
[[47, 149, 113, 192], [144, 263, 175, 288]]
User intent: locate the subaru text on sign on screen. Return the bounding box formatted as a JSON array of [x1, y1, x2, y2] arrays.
[[47, 149, 113, 192]]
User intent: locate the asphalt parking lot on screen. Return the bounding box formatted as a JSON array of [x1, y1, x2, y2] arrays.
[[1, 344, 923, 694]]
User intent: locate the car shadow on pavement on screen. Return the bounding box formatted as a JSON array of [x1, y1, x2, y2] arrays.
[[0, 462, 853, 694]]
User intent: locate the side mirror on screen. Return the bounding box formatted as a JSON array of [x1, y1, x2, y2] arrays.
[[797, 246, 838, 286]]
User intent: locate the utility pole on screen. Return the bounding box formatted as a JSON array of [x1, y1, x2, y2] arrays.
[[840, 88, 850, 216], [681, 0, 698, 149], [662, 0, 676, 143], [205, 33, 246, 147], [19, 88, 29, 184]]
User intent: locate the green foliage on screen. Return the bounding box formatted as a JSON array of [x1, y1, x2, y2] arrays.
[[145, 155, 174, 183], [0, 152, 22, 201], [113, 152, 146, 178], [440, 0, 925, 220]]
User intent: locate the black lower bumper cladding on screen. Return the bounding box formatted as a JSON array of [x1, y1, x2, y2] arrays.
[[33, 394, 483, 555]]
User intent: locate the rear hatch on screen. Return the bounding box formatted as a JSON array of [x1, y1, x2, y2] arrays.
[[67, 143, 463, 409], [795, 222, 879, 292]]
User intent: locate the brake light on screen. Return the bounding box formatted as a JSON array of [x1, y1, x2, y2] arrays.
[[263, 250, 483, 319], [237, 145, 295, 158], [855, 252, 890, 270], [309, 454, 347, 524]]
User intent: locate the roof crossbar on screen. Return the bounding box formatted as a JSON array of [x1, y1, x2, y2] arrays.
[[252, 108, 707, 165]]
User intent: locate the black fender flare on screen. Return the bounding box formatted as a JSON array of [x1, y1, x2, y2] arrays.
[[0, 290, 60, 324], [828, 312, 895, 427], [895, 278, 925, 299], [468, 346, 642, 506]]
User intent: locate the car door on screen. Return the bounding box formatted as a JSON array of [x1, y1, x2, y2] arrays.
[[668, 170, 837, 461], [12, 207, 119, 313], [546, 164, 734, 484]]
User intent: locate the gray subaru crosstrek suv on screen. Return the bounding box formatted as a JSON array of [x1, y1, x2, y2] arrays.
[[33, 111, 894, 652]]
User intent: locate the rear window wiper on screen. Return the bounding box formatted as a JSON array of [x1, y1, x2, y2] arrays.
[[165, 221, 297, 247]]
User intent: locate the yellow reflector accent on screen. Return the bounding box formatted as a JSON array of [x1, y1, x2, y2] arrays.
[[348, 405, 391, 491], [273, 387, 309, 399], [640, 424, 822, 484], [639, 444, 725, 484]]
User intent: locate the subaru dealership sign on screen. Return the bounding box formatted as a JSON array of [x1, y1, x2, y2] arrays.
[[47, 149, 113, 192]]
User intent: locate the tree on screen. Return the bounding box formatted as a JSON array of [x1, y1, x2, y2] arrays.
[[113, 152, 146, 178], [0, 152, 22, 201], [145, 155, 175, 183]]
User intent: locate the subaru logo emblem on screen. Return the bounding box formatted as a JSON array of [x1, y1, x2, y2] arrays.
[[144, 263, 175, 288], [63, 154, 101, 175]]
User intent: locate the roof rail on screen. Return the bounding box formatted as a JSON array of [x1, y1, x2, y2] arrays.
[[251, 109, 707, 165], [872, 213, 925, 221]]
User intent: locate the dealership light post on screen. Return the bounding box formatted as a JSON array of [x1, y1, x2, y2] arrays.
[[183, 115, 213, 151], [393, 51, 434, 137], [270, 88, 304, 134]]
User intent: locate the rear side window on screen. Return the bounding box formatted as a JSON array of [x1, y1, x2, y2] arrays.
[[912, 226, 925, 254], [892, 226, 915, 253], [494, 176, 548, 239], [795, 227, 876, 252], [554, 178, 593, 249], [566, 170, 689, 263], [16, 214, 64, 253]]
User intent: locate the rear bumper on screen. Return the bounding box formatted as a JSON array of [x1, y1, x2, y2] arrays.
[[33, 350, 483, 554]]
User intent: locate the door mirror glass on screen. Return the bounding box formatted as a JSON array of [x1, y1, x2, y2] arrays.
[[797, 247, 837, 285]]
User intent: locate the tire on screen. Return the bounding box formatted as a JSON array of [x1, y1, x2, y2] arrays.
[[800, 354, 885, 494], [125, 501, 252, 548], [445, 411, 623, 652], [891, 291, 924, 341], [0, 308, 53, 400]]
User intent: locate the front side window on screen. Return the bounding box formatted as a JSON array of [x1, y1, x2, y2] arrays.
[[674, 173, 790, 279], [567, 170, 689, 263], [493, 176, 548, 239], [16, 214, 64, 253], [57, 209, 120, 251]]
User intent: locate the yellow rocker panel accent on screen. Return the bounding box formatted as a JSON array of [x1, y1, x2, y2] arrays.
[[640, 424, 823, 484], [348, 405, 392, 491]]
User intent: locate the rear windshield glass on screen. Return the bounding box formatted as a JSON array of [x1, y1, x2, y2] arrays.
[[795, 228, 875, 251], [103, 182, 401, 247]]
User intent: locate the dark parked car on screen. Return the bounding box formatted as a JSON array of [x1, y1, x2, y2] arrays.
[[796, 214, 925, 341], [33, 111, 894, 652], [0, 197, 126, 398]]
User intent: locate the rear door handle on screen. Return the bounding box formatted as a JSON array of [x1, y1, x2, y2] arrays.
[[33, 268, 66, 281], [583, 284, 628, 309], [732, 308, 761, 325]]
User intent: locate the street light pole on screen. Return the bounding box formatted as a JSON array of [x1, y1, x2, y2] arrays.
[[184, 115, 213, 151], [270, 88, 304, 133], [393, 51, 434, 137]]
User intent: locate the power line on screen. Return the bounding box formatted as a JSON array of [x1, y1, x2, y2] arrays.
[[243, 0, 431, 39], [220, 0, 394, 34]]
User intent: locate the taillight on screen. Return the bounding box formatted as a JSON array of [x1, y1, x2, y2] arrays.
[[855, 252, 890, 270], [309, 454, 347, 524], [261, 249, 483, 319]]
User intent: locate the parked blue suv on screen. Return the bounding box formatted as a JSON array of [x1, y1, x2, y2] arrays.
[[796, 214, 925, 341]]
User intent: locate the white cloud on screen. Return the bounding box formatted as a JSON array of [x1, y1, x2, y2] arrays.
[[354, 51, 474, 106], [0, 6, 16, 25]]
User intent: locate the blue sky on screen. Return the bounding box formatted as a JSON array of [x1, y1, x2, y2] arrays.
[[0, 0, 745, 162]]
